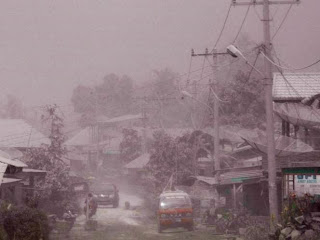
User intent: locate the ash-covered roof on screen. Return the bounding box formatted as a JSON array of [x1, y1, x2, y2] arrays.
[[64, 126, 93, 146], [273, 72, 320, 101], [0, 154, 27, 168], [124, 153, 150, 169], [0, 162, 7, 186], [0, 119, 50, 148]]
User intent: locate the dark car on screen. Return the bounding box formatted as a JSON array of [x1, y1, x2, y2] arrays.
[[92, 183, 119, 208]]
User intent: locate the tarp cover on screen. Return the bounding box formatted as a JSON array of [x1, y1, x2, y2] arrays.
[[239, 130, 313, 157], [274, 102, 320, 129]]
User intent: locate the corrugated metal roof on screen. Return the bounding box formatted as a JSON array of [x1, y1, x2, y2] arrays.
[[124, 153, 150, 169], [273, 72, 320, 101], [0, 119, 50, 148]]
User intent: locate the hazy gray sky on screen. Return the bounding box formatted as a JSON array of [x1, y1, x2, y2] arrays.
[[0, 0, 319, 106]]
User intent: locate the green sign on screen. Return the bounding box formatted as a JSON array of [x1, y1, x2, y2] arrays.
[[283, 168, 320, 175], [231, 177, 249, 183]]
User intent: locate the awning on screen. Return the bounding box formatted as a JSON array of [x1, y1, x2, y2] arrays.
[[2, 177, 22, 186], [190, 169, 263, 186], [274, 102, 320, 129], [219, 169, 263, 185], [239, 130, 313, 157], [191, 176, 217, 185]]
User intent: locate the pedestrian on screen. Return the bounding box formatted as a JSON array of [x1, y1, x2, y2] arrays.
[[84, 193, 97, 218]]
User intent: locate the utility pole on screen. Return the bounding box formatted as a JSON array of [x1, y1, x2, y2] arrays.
[[212, 50, 221, 176], [191, 49, 228, 177], [232, 0, 300, 225], [141, 96, 147, 154]]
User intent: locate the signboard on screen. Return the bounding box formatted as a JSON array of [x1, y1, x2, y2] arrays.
[[283, 167, 320, 175], [70, 182, 89, 194], [295, 175, 320, 196]]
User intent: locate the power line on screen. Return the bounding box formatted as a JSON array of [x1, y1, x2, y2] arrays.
[[272, 4, 293, 40], [263, 51, 320, 71], [233, 4, 251, 44], [212, 2, 232, 51]]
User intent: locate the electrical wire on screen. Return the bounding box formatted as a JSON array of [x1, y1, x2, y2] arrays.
[[253, 5, 262, 21], [212, 2, 232, 51], [261, 51, 320, 71], [233, 4, 251, 44], [272, 4, 293, 40]]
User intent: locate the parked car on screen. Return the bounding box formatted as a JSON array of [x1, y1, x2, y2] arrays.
[[157, 190, 194, 233], [92, 183, 119, 208]]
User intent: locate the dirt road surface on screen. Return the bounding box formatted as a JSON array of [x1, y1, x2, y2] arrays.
[[50, 181, 229, 240]]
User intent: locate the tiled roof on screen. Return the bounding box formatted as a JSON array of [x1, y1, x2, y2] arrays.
[[0, 119, 50, 148], [273, 72, 320, 101], [125, 153, 150, 169]]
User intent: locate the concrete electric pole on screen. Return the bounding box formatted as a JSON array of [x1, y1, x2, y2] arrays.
[[190, 49, 229, 178], [232, 0, 300, 224]]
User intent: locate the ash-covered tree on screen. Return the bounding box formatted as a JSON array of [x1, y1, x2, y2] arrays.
[[146, 130, 194, 195], [141, 68, 190, 128], [25, 105, 78, 216], [218, 36, 266, 129], [220, 69, 265, 129], [71, 74, 134, 127], [119, 128, 142, 164]]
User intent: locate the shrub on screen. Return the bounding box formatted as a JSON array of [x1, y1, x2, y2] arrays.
[[0, 204, 49, 240]]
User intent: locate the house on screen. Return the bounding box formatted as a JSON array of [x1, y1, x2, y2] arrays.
[[186, 167, 266, 215], [272, 73, 320, 200], [0, 119, 49, 205], [65, 114, 145, 171], [124, 153, 150, 179], [0, 153, 46, 205]]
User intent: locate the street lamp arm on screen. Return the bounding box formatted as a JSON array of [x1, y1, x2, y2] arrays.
[[227, 44, 265, 77]]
